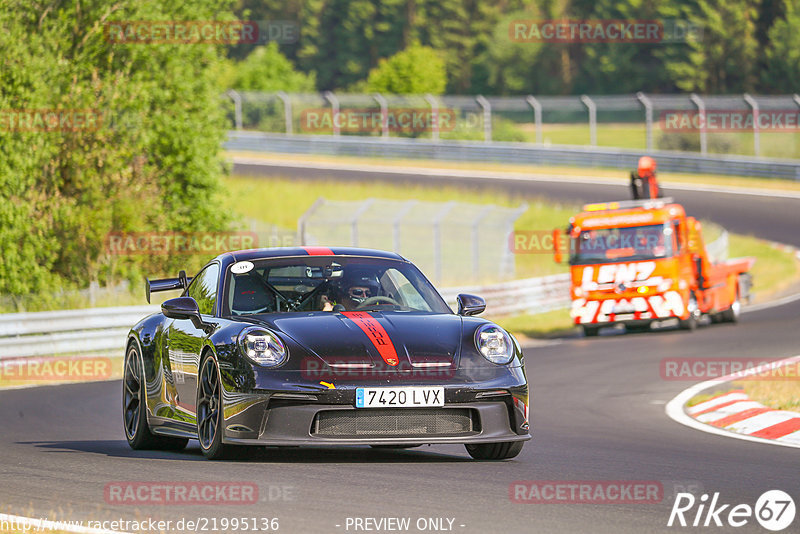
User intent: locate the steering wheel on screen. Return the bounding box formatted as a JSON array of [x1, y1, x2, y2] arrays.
[[356, 296, 401, 308]]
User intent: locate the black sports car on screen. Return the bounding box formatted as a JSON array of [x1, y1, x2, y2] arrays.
[[124, 247, 530, 460]]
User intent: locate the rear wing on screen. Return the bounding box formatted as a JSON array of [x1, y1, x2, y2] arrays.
[[145, 270, 192, 303]]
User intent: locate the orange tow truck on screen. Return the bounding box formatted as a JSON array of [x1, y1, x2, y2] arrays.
[[555, 197, 754, 336]]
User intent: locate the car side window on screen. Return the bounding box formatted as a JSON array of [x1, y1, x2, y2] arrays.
[[186, 263, 220, 316]]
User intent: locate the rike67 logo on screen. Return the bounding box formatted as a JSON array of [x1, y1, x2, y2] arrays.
[[668, 490, 795, 531]]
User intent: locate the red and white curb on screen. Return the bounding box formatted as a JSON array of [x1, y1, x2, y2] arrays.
[[665, 354, 800, 449]]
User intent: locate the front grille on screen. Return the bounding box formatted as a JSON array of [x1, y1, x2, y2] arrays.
[[312, 408, 478, 438]]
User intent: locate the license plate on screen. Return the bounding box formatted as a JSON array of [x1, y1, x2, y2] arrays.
[[355, 386, 444, 408], [613, 304, 635, 314]]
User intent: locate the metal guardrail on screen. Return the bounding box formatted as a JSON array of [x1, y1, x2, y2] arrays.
[[439, 274, 571, 316], [0, 306, 158, 358], [0, 276, 569, 358], [227, 91, 800, 160], [226, 131, 800, 180], [0, 229, 731, 358]]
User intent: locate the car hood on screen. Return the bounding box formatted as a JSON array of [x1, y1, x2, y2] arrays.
[[250, 311, 463, 370]]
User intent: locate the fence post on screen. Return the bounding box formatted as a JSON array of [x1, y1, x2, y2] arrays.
[[503, 203, 528, 279], [424, 94, 439, 141], [392, 201, 417, 254], [476, 95, 492, 142], [689, 93, 707, 155], [350, 198, 375, 246], [226, 90, 243, 131], [636, 92, 653, 151], [580, 95, 597, 147], [297, 197, 325, 245], [432, 201, 457, 284], [373, 93, 389, 138], [276, 91, 292, 134], [324, 91, 340, 136], [743, 93, 760, 157], [471, 206, 493, 281], [526, 95, 543, 144]]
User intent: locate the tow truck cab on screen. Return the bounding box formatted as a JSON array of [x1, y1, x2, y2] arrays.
[[559, 198, 753, 336]]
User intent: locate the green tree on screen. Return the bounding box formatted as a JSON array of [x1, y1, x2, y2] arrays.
[[366, 44, 446, 94], [232, 42, 316, 91], [762, 0, 800, 92], [0, 0, 234, 298], [660, 0, 759, 93]]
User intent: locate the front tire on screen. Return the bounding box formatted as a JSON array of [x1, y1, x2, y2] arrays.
[[720, 287, 741, 323], [465, 441, 523, 460], [197, 355, 238, 460], [123, 345, 188, 451], [582, 325, 600, 337], [679, 293, 700, 331]]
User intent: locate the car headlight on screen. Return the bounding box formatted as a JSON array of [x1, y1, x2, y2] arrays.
[[238, 327, 287, 367], [474, 324, 514, 365]]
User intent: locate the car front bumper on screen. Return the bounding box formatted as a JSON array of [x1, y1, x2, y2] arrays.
[[221, 392, 530, 446]]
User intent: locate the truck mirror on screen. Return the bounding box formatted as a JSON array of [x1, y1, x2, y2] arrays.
[[695, 257, 705, 289], [553, 228, 563, 263]]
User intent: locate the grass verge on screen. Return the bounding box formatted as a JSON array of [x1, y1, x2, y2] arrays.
[[735, 380, 800, 413]]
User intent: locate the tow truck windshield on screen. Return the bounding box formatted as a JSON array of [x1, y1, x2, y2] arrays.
[[570, 223, 674, 265]]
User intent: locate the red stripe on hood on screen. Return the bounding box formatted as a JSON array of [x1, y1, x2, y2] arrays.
[[303, 246, 334, 256], [342, 311, 399, 366]]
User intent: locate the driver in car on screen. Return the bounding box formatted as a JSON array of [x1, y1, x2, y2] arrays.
[[320, 270, 382, 311]]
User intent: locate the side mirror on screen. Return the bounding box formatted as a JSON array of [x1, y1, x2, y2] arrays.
[[162, 296, 200, 320], [457, 294, 486, 316], [162, 297, 214, 333], [694, 257, 705, 289], [552, 228, 563, 264]]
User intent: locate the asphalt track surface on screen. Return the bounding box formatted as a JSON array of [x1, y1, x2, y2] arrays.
[[1, 161, 798, 533]]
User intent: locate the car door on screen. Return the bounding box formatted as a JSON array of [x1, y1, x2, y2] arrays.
[[166, 262, 220, 421]]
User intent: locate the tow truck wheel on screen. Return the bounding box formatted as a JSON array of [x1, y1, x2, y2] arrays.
[[720, 287, 741, 323], [679, 294, 699, 331], [582, 325, 600, 337]]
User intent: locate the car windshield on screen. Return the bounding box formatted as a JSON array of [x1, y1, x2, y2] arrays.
[[223, 256, 451, 315], [570, 224, 674, 264]]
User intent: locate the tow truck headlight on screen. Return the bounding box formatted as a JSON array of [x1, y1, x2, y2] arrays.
[[475, 324, 514, 365], [238, 327, 287, 367]]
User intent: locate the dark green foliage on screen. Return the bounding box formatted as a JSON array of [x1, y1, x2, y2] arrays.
[[0, 0, 235, 297]]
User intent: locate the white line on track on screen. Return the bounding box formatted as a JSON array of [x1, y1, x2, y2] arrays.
[[664, 354, 800, 449], [0, 513, 130, 534]]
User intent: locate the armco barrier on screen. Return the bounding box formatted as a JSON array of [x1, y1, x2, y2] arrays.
[[226, 131, 800, 180], [0, 276, 569, 359], [0, 306, 158, 358], [0, 229, 729, 359]]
